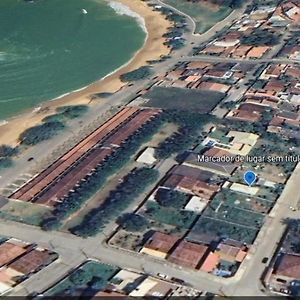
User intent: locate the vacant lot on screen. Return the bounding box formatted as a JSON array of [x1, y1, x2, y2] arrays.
[[203, 203, 265, 229], [145, 87, 224, 112], [164, 0, 232, 33], [212, 189, 273, 214], [188, 216, 258, 244], [0, 200, 50, 226]]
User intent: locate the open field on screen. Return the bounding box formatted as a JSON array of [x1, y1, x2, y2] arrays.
[[0, 200, 50, 226], [203, 202, 265, 229], [145, 87, 224, 112], [212, 189, 273, 214], [164, 0, 232, 33]]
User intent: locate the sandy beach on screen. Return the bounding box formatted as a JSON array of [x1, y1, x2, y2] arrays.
[[0, 0, 171, 146]]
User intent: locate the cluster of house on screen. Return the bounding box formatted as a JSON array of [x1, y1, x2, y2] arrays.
[[226, 63, 300, 139], [140, 231, 248, 277], [133, 127, 265, 277], [97, 268, 202, 298], [0, 237, 58, 295], [198, 1, 300, 59], [161, 61, 254, 94]]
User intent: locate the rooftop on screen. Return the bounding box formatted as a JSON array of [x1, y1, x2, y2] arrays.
[[141, 232, 179, 255], [168, 240, 209, 269], [274, 253, 300, 279]]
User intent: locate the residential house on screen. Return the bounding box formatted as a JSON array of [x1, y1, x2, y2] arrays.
[[140, 232, 179, 259]]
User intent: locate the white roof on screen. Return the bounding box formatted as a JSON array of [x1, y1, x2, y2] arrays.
[[136, 147, 157, 165], [0, 282, 12, 295], [230, 182, 259, 195], [184, 196, 207, 213], [129, 278, 158, 297]]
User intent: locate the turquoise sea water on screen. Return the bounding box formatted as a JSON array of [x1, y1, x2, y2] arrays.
[[0, 0, 145, 120]]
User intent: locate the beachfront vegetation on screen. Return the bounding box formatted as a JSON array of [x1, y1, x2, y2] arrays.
[[0, 158, 13, 169], [41, 116, 164, 231], [19, 121, 65, 146], [19, 105, 88, 146], [0, 145, 18, 158], [42, 105, 88, 123], [0, 145, 19, 170], [164, 0, 232, 33], [120, 66, 153, 82], [71, 167, 159, 237]]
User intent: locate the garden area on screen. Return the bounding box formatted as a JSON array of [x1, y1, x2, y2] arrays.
[[188, 216, 258, 244], [203, 201, 265, 229], [45, 260, 119, 296], [211, 189, 273, 214], [142, 200, 198, 230]]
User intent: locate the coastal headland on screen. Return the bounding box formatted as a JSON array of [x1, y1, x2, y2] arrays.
[[0, 0, 171, 146]]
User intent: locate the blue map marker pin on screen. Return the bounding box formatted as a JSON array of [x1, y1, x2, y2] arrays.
[[244, 170, 257, 186]]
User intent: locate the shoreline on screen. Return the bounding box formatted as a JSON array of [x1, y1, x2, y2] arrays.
[[0, 0, 171, 146]]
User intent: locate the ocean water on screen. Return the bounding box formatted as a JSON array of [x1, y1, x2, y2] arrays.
[[0, 0, 146, 120]]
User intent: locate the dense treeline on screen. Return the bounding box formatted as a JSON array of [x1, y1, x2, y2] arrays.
[[42, 105, 88, 123], [120, 66, 153, 82], [0, 145, 19, 170], [19, 105, 88, 146], [19, 121, 65, 146], [241, 29, 280, 46], [186, 0, 243, 8], [41, 115, 164, 231], [155, 110, 212, 159], [71, 167, 159, 237]]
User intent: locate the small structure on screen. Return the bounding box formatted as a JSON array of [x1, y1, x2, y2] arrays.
[[136, 147, 157, 165], [184, 196, 208, 213]]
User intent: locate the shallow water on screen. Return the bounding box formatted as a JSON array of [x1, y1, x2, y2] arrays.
[[0, 0, 145, 119]]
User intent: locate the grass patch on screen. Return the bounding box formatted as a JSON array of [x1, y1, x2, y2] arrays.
[[188, 216, 258, 244], [43, 105, 88, 123], [0, 200, 50, 226], [212, 189, 273, 214], [45, 261, 119, 296], [143, 201, 198, 229], [203, 202, 265, 229], [164, 0, 232, 33], [146, 87, 224, 112], [19, 121, 65, 146]]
